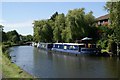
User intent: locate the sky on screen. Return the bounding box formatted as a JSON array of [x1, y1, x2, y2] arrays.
[[0, 2, 108, 35]]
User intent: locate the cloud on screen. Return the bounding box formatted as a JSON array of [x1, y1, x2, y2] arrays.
[[2, 20, 34, 29], [0, 19, 6, 25], [0, 19, 5, 23], [0, 20, 34, 35]]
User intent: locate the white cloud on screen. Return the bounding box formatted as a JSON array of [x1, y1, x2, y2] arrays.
[[0, 19, 6, 25], [2, 20, 33, 29], [0, 19, 5, 23], [1, 20, 34, 35]]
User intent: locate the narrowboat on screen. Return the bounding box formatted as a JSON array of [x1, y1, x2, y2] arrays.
[[52, 43, 98, 55], [36, 37, 100, 55], [37, 42, 53, 50]]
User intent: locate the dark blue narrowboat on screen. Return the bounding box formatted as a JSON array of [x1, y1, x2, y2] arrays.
[[52, 43, 98, 55], [35, 37, 99, 55]]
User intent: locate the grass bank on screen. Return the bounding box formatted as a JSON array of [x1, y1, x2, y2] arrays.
[[0, 44, 35, 78]]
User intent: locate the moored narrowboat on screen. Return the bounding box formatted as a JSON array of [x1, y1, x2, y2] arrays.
[[52, 43, 98, 55], [36, 37, 100, 55], [37, 42, 53, 50]]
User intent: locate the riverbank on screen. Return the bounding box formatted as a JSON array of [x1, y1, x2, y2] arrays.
[[0, 45, 35, 78]]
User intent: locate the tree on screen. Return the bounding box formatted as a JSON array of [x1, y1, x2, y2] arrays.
[[20, 35, 33, 42], [33, 8, 96, 43], [50, 12, 58, 21], [26, 35, 33, 41], [65, 8, 95, 42], [85, 11, 95, 26], [42, 23, 53, 42], [0, 25, 3, 31], [33, 20, 53, 42], [0, 25, 8, 42], [54, 13, 65, 42], [33, 20, 46, 42], [0, 25, 4, 42], [12, 35, 18, 43], [2, 31, 8, 42], [53, 27, 61, 42], [61, 27, 71, 42], [105, 1, 120, 55], [6, 30, 20, 44]]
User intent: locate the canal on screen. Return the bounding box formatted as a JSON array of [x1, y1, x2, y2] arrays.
[[9, 46, 120, 78]]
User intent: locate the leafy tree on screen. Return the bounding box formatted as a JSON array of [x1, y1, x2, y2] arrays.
[[105, 1, 120, 55], [54, 13, 65, 42], [33, 8, 96, 43], [0, 25, 4, 42], [50, 12, 58, 21], [85, 11, 95, 26], [33, 20, 53, 42], [105, 2, 120, 42], [53, 27, 61, 42], [0, 25, 3, 31], [6, 30, 20, 44], [12, 35, 18, 43], [2, 31, 8, 42], [26, 35, 33, 41], [42, 23, 53, 42], [61, 29, 67, 43], [66, 8, 95, 42], [61, 27, 71, 42], [33, 20, 46, 42], [20, 35, 33, 42], [0, 25, 8, 42]]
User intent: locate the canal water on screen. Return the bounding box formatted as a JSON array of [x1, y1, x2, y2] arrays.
[[9, 46, 120, 78]]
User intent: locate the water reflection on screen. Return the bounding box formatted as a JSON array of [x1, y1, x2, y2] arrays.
[[10, 46, 120, 78]]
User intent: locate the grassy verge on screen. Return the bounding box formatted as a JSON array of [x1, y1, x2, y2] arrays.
[[0, 45, 2, 79], [0, 44, 35, 78]]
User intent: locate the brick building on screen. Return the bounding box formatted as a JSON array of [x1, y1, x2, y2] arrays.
[[96, 14, 110, 26]]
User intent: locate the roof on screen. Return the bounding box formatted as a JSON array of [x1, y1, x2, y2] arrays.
[[54, 43, 85, 45], [96, 14, 109, 21]]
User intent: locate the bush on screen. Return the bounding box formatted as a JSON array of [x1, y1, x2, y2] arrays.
[[108, 41, 117, 55], [2, 42, 12, 60], [97, 39, 108, 49], [2, 42, 12, 47]]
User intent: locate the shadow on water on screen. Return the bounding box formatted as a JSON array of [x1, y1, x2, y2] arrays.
[[10, 46, 120, 78]]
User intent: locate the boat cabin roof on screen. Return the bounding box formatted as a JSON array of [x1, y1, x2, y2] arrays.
[[54, 43, 85, 46]]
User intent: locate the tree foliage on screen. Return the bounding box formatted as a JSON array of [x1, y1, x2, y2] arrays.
[[33, 8, 97, 43], [6, 30, 20, 43], [50, 12, 58, 21], [0, 25, 8, 42], [20, 34, 33, 42], [99, 2, 120, 54], [105, 2, 120, 43], [1, 25, 33, 44]]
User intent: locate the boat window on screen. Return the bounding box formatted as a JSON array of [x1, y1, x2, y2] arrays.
[[47, 44, 53, 48], [73, 45, 79, 50], [69, 46, 73, 50], [59, 45, 64, 49], [55, 44, 58, 48], [67, 45, 70, 49], [64, 46, 67, 49]]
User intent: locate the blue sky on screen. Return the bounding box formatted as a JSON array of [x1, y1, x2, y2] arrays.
[[1, 2, 108, 35]]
